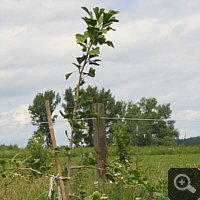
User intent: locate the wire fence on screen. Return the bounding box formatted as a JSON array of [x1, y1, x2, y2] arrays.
[[0, 117, 199, 127]]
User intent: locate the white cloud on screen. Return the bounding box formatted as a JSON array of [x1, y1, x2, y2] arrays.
[[1, 104, 30, 124], [0, 104, 33, 147], [0, 104, 70, 147], [171, 110, 200, 139], [172, 110, 200, 121]]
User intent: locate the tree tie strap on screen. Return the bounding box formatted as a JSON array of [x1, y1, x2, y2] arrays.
[[48, 173, 71, 200]]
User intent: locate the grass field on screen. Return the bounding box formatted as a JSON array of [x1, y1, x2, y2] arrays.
[[0, 145, 200, 199]]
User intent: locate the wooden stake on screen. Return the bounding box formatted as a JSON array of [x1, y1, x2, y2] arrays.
[[92, 103, 108, 180], [45, 100, 66, 200]]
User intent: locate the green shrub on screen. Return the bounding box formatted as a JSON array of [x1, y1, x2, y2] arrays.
[[111, 122, 129, 164], [26, 132, 53, 172]]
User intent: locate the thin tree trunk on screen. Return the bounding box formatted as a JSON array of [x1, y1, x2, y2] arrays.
[[67, 41, 93, 200]]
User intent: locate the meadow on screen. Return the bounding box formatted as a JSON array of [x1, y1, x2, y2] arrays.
[[0, 145, 200, 200]]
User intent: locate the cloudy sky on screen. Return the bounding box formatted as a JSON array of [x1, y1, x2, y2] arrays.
[[0, 0, 200, 147]]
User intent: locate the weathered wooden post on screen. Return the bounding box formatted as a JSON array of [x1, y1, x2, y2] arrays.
[[45, 100, 66, 200], [92, 103, 108, 180]]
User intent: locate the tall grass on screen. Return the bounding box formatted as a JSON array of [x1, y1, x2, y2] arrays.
[[0, 145, 200, 199], [1, 152, 198, 199]]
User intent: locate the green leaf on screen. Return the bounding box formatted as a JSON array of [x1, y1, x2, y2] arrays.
[[83, 104, 90, 112], [97, 29, 107, 34], [109, 17, 119, 23], [80, 133, 88, 138], [85, 96, 93, 103], [98, 36, 106, 45], [60, 107, 73, 119], [89, 47, 100, 55], [72, 119, 89, 130], [102, 14, 119, 28], [53, 147, 61, 154], [72, 63, 81, 69], [93, 7, 99, 19], [65, 130, 71, 142], [80, 79, 86, 86], [81, 7, 93, 18], [79, 43, 87, 52], [84, 31, 90, 37], [88, 67, 95, 77], [107, 26, 116, 31], [103, 13, 113, 25], [78, 111, 88, 118], [60, 110, 70, 119], [105, 173, 115, 183], [65, 107, 74, 113], [93, 7, 105, 20], [75, 34, 87, 43], [65, 73, 72, 80], [82, 17, 97, 27], [93, 59, 101, 62], [102, 22, 113, 28], [108, 9, 120, 15], [105, 40, 114, 48], [73, 139, 82, 144], [99, 8, 105, 15], [89, 54, 98, 59], [77, 55, 87, 64], [64, 147, 71, 152], [98, 15, 103, 26], [87, 26, 98, 36], [89, 111, 99, 119]]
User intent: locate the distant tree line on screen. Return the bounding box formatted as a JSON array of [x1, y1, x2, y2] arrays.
[[0, 144, 19, 151], [174, 136, 200, 146], [28, 86, 180, 147], [2, 135, 200, 151]]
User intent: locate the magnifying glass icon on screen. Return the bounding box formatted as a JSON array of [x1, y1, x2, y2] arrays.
[[174, 174, 196, 193]]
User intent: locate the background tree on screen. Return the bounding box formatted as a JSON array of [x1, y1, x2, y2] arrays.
[[126, 97, 179, 146], [28, 90, 61, 146], [108, 97, 179, 146], [63, 85, 116, 146], [125, 101, 141, 146]]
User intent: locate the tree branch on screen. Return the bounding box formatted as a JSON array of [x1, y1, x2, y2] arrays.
[[0, 167, 53, 177]]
